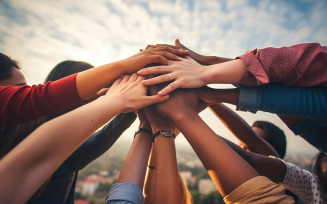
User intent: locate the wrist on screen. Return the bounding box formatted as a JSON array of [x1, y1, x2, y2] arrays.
[[171, 110, 198, 125], [152, 130, 176, 142]]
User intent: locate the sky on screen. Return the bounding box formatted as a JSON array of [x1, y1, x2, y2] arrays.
[[1, 0, 326, 156]]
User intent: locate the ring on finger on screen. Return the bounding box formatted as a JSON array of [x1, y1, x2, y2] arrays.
[[167, 73, 172, 81]]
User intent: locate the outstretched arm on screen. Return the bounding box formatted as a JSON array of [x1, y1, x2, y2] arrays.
[[0, 47, 185, 128], [209, 103, 279, 157], [0, 74, 168, 204], [144, 106, 182, 204], [150, 88, 258, 196]]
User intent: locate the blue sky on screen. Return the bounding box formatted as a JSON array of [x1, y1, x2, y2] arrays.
[[1, 0, 326, 155]]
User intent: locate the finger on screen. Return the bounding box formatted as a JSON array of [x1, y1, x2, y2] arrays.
[[112, 77, 122, 86], [129, 73, 139, 82], [147, 55, 169, 66], [154, 51, 182, 61], [146, 44, 158, 49], [121, 74, 131, 83], [154, 47, 188, 56], [97, 88, 109, 96], [175, 39, 180, 46], [141, 74, 171, 86], [136, 74, 146, 82], [157, 81, 180, 96], [155, 44, 180, 49], [141, 94, 170, 107], [137, 65, 172, 76]]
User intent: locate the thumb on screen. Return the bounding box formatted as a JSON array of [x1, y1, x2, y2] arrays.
[[175, 39, 180, 46], [143, 94, 169, 106]]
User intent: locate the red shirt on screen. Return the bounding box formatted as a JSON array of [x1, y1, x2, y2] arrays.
[[238, 43, 327, 87], [0, 74, 83, 128]]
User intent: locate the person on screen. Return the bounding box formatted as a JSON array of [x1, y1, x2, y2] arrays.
[[0, 73, 168, 204], [138, 40, 327, 96], [208, 103, 286, 158], [107, 107, 192, 204], [0, 47, 187, 128], [139, 40, 327, 152], [150, 86, 294, 203], [218, 133, 327, 203], [196, 84, 327, 152], [31, 61, 135, 204]]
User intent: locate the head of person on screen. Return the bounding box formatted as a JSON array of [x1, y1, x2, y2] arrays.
[[313, 151, 327, 191], [0, 60, 94, 203], [0, 53, 26, 86], [251, 121, 287, 158]]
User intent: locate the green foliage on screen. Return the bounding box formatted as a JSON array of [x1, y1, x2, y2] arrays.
[[201, 191, 224, 204], [97, 183, 112, 192], [74, 192, 86, 200]]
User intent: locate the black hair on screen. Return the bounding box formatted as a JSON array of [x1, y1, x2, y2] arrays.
[[0, 52, 20, 81], [252, 120, 287, 158], [44, 60, 93, 83]]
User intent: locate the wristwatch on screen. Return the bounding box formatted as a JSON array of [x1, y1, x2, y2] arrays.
[[152, 130, 176, 142]]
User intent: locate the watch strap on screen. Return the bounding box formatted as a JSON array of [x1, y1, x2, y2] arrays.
[[152, 130, 176, 142]]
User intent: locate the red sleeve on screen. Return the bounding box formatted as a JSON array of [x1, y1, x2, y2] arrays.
[[0, 73, 83, 128], [237, 43, 327, 87]]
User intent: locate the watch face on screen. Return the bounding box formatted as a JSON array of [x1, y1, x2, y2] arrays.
[[161, 131, 172, 136]]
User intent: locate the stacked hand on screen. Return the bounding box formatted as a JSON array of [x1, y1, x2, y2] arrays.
[[105, 73, 169, 113], [138, 57, 207, 96], [124, 46, 188, 73]]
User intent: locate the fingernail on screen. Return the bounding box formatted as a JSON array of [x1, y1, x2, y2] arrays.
[[137, 70, 142, 74], [162, 94, 169, 99]]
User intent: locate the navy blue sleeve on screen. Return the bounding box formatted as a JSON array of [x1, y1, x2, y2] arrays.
[[62, 112, 136, 171], [290, 119, 327, 152], [238, 84, 327, 122]]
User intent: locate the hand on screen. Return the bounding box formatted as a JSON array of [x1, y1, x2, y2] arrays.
[[105, 73, 169, 113], [123, 46, 188, 73], [196, 86, 221, 105], [147, 39, 212, 65], [137, 109, 152, 130], [149, 86, 200, 121], [143, 105, 178, 134], [138, 56, 207, 96]]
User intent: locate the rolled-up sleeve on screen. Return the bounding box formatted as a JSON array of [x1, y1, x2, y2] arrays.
[[106, 183, 144, 204], [238, 84, 327, 122]]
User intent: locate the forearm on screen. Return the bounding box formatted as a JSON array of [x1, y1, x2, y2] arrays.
[[117, 131, 152, 189], [203, 59, 246, 85], [64, 112, 136, 170], [152, 136, 182, 204], [76, 61, 127, 100], [173, 111, 259, 197], [209, 104, 278, 157], [238, 43, 327, 87], [202, 56, 233, 65], [238, 84, 327, 121], [219, 136, 286, 183], [0, 96, 123, 204]]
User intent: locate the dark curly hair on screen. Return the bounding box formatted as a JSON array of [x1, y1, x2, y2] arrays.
[[0, 53, 20, 81], [252, 121, 287, 158]]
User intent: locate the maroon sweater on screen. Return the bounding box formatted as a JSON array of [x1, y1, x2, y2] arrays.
[[238, 43, 327, 87], [0, 74, 83, 128]]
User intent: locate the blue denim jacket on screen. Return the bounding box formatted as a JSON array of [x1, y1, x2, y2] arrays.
[[238, 84, 327, 151]]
